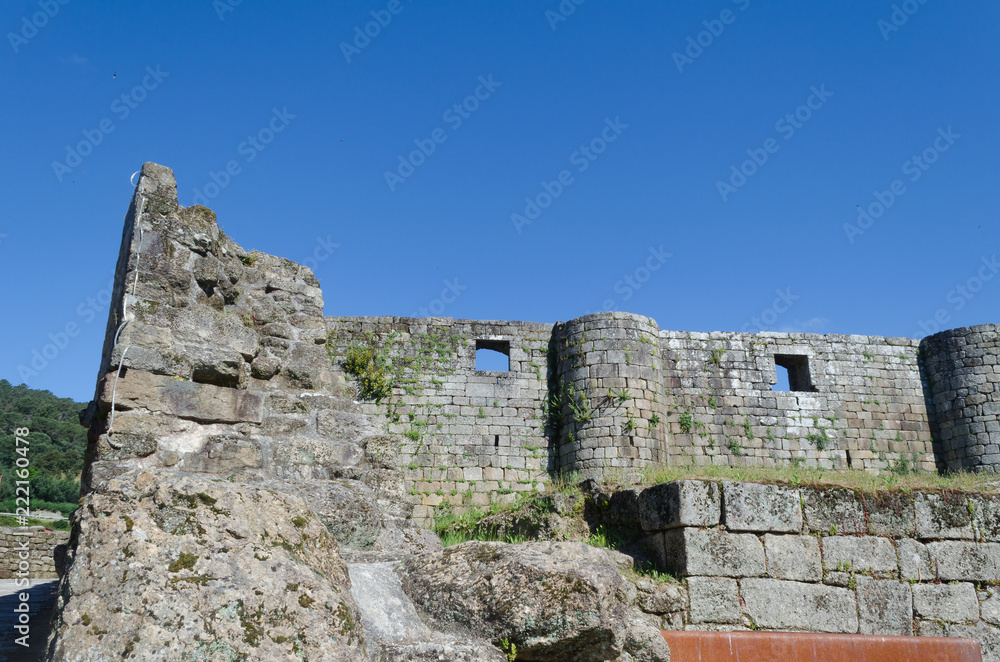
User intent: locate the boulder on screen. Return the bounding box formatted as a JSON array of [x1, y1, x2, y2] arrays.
[[44, 468, 367, 661], [398, 541, 660, 661]]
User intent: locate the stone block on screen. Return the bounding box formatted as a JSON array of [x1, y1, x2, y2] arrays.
[[764, 534, 822, 581], [100, 370, 263, 424], [658, 528, 765, 578], [972, 495, 1000, 542], [983, 590, 1000, 626], [687, 577, 740, 624], [863, 491, 916, 537], [638, 480, 721, 531], [915, 492, 974, 539], [740, 579, 858, 633], [926, 541, 1000, 582], [634, 580, 687, 615], [897, 538, 935, 581], [722, 482, 802, 533], [912, 583, 979, 623], [855, 577, 912, 635], [821, 536, 898, 574], [802, 488, 865, 535]]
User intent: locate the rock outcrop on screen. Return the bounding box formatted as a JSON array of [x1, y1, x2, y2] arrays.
[[45, 467, 367, 661], [398, 541, 669, 661]]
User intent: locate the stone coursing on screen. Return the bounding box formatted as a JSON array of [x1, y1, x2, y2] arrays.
[[661, 330, 938, 472], [922, 325, 1000, 473], [630, 478, 1000, 660], [0, 527, 68, 579]]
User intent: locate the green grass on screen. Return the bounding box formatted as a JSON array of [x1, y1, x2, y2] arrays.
[[0, 514, 70, 530]]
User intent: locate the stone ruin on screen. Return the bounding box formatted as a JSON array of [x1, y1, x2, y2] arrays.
[[36, 163, 1000, 660]]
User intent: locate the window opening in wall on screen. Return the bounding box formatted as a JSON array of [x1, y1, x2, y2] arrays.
[[772, 354, 815, 392], [773, 364, 791, 392], [476, 339, 510, 371], [494, 435, 500, 448]]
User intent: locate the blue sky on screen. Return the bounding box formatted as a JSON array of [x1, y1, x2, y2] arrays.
[[2, 1, 998, 402]]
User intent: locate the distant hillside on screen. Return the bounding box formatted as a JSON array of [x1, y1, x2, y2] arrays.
[[0, 379, 86, 510]]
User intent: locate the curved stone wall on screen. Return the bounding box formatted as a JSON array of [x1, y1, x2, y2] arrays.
[[553, 312, 667, 477], [920, 324, 1000, 473]]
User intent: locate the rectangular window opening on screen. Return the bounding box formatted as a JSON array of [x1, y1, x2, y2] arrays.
[[476, 339, 510, 371], [772, 354, 815, 392]]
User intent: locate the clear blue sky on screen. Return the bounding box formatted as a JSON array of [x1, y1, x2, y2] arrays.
[[2, 1, 998, 402]]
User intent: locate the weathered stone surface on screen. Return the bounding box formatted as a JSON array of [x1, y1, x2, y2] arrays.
[[926, 541, 1000, 581], [763, 534, 821, 581], [687, 577, 740, 625], [740, 579, 859, 633], [983, 590, 1000, 627], [821, 536, 898, 574], [801, 488, 865, 535], [639, 481, 721, 531], [45, 468, 367, 661], [972, 495, 1000, 542], [897, 538, 935, 581], [863, 491, 916, 537], [722, 482, 802, 533], [348, 562, 506, 661], [276, 479, 384, 549], [398, 541, 634, 661], [621, 608, 672, 662], [855, 577, 912, 635], [912, 582, 980, 622], [915, 492, 975, 539], [634, 580, 687, 615], [100, 370, 263, 424], [659, 529, 765, 578]]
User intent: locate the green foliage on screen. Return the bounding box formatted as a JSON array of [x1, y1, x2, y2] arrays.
[[678, 412, 693, 433], [0, 380, 85, 507], [648, 414, 660, 429], [807, 427, 829, 451], [709, 349, 724, 366], [341, 343, 392, 402], [609, 388, 631, 406], [499, 638, 518, 661], [240, 251, 260, 267]]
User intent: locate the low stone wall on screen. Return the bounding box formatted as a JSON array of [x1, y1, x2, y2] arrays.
[[0, 527, 70, 579], [608, 480, 1000, 661]]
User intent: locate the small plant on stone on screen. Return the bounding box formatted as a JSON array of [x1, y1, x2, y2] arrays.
[[709, 349, 724, 366], [342, 342, 392, 402], [648, 414, 661, 429], [624, 414, 636, 433], [498, 638, 517, 661], [240, 251, 260, 267], [678, 413, 693, 433], [609, 387, 631, 406]]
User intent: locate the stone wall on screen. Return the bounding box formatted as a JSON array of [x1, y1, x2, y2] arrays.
[[609, 479, 1000, 660], [325, 316, 556, 524], [554, 313, 668, 476], [0, 527, 69, 579], [922, 325, 1000, 473], [660, 331, 937, 472]]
